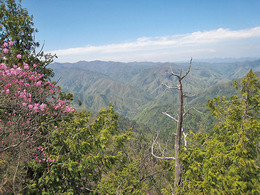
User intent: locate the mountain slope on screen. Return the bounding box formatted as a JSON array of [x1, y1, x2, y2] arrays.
[[50, 59, 260, 119], [51, 61, 153, 83], [51, 66, 152, 116]]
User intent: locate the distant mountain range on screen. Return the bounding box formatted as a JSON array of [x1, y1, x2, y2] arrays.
[[192, 57, 259, 63], [50, 59, 260, 130]]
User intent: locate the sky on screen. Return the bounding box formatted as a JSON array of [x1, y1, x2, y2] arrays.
[[21, 0, 260, 63]]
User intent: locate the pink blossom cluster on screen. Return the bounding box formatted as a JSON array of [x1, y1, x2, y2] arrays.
[[34, 146, 59, 163], [2, 41, 13, 54], [0, 41, 74, 165], [0, 62, 74, 114]]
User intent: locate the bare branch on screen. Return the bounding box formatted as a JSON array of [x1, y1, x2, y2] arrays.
[[183, 107, 203, 118], [162, 112, 178, 122], [162, 83, 179, 90], [183, 93, 196, 98], [169, 72, 181, 79], [13, 147, 21, 194], [200, 138, 208, 148], [181, 57, 192, 80], [151, 132, 175, 160], [168, 57, 192, 81], [155, 58, 193, 188], [182, 130, 188, 151], [0, 136, 31, 153]]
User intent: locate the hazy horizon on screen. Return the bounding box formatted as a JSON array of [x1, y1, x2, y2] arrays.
[[22, 0, 260, 63]]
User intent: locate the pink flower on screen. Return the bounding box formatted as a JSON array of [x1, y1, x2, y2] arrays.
[[6, 89, 10, 94], [22, 102, 27, 107], [24, 64, 29, 69], [44, 81, 50, 85], [36, 81, 42, 86], [28, 104, 33, 109], [9, 41, 14, 46], [33, 64, 37, 68], [0, 63, 7, 70], [3, 48, 8, 53], [3, 42, 8, 47], [39, 103, 47, 111], [16, 54, 22, 59], [33, 105, 38, 112], [23, 62, 29, 70]]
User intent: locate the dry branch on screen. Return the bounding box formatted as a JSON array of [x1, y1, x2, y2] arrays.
[[151, 132, 175, 160], [162, 112, 178, 122]]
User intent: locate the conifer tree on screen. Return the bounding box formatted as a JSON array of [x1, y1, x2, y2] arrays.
[[0, 0, 56, 79], [177, 70, 260, 194]]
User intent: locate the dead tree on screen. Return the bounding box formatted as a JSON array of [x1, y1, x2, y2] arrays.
[[151, 58, 192, 189]]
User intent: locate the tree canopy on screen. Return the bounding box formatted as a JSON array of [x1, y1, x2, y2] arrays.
[[175, 69, 260, 194], [0, 0, 56, 79], [1, 1, 259, 194]]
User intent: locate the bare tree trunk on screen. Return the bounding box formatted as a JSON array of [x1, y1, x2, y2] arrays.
[[167, 59, 192, 189], [151, 58, 192, 191], [174, 79, 183, 187]]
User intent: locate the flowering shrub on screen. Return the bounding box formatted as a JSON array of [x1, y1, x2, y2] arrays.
[[0, 42, 74, 193]]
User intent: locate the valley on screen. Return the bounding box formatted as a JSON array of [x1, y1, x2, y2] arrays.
[[50, 59, 260, 132]]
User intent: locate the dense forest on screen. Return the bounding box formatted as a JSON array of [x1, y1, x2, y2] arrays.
[[0, 0, 259, 194]]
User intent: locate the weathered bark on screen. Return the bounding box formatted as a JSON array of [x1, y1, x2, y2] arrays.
[[174, 78, 184, 187], [151, 58, 192, 190], [168, 58, 192, 188]]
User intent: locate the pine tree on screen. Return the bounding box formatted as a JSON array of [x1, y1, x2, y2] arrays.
[[0, 0, 56, 79], [178, 70, 260, 194]]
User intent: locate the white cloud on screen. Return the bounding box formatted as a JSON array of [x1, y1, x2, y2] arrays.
[[50, 26, 260, 62]]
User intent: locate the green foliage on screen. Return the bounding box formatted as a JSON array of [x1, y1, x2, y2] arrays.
[[96, 159, 149, 194], [51, 66, 152, 117], [2, 2, 260, 193], [25, 106, 131, 194], [178, 70, 260, 194], [118, 116, 173, 194], [0, 0, 37, 52], [51, 60, 260, 128], [134, 103, 215, 142], [0, 0, 56, 79], [59, 91, 74, 101]]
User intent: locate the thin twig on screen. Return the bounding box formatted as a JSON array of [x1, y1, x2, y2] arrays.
[[183, 107, 203, 118], [0, 136, 31, 153], [181, 57, 192, 80], [13, 147, 21, 194], [162, 112, 178, 122], [162, 83, 179, 90], [151, 132, 175, 160]]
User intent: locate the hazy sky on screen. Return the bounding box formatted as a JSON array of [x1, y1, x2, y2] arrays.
[[21, 0, 260, 63]]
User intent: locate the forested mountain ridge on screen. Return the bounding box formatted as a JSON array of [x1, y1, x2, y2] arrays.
[[51, 60, 152, 83], [2, 0, 259, 193], [191, 59, 260, 79], [50, 59, 260, 119]]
